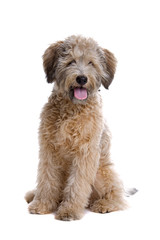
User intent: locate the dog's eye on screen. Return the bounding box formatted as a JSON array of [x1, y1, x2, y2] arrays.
[[88, 61, 94, 66], [67, 60, 76, 66]]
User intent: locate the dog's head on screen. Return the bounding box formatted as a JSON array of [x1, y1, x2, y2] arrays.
[[43, 35, 117, 104]]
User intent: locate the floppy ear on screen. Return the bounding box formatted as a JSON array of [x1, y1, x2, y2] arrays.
[[43, 41, 63, 83], [101, 49, 117, 89]]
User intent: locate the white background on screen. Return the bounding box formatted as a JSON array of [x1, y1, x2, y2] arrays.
[[0, 0, 160, 239]]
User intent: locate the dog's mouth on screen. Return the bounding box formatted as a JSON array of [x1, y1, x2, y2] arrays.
[[70, 87, 88, 101], [74, 87, 88, 100]]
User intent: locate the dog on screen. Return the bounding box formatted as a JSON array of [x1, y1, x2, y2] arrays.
[[25, 35, 128, 221]]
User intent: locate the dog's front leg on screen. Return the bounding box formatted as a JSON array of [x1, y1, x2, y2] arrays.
[[55, 146, 100, 221], [28, 150, 63, 214]]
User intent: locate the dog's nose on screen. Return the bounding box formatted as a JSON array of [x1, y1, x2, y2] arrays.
[[76, 75, 87, 85]]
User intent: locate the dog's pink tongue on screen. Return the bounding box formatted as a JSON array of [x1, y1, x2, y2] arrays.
[[74, 88, 87, 100]]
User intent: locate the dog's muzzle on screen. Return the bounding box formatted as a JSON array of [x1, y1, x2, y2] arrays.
[[72, 75, 88, 100], [69, 75, 88, 101]]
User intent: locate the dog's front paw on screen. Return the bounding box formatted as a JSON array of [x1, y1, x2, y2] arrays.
[[28, 200, 57, 214], [55, 203, 83, 221]]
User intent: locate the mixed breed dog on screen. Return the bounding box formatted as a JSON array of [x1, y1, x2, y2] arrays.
[[25, 35, 136, 221]]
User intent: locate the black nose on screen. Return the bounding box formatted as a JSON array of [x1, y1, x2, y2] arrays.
[[76, 75, 87, 85]]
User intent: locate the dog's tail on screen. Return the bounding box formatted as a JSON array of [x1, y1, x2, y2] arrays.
[[125, 188, 138, 197], [24, 190, 35, 203]]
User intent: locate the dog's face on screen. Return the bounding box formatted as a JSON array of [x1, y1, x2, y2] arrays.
[[43, 36, 117, 104]]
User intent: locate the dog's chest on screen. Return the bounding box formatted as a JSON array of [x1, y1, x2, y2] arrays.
[[55, 110, 102, 155], [56, 111, 101, 145], [40, 98, 104, 160]]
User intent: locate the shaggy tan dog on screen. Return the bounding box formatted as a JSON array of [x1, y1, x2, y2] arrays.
[[25, 35, 127, 220]]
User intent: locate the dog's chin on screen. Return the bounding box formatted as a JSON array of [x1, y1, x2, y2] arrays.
[[69, 87, 88, 104]]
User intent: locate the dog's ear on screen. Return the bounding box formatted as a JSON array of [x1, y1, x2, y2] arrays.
[[101, 49, 117, 89], [43, 41, 64, 83]]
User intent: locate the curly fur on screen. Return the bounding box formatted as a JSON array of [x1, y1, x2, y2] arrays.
[[25, 35, 127, 221]]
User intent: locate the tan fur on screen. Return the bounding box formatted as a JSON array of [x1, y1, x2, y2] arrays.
[[25, 35, 127, 220]]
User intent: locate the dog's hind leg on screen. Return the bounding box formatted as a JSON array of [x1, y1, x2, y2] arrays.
[[90, 164, 128, 213], [89, 127, 128, 213]]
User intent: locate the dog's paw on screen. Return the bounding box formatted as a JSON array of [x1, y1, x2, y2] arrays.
[[90, 199, 127, 213], [55, 204, 83, 221], [28, 200, 56, 214]]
